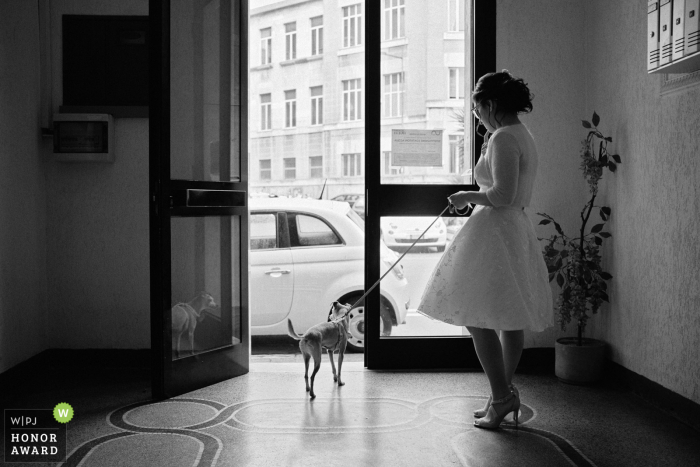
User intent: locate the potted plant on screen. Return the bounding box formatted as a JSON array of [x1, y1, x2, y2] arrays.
[[537, 112, 621, 384]]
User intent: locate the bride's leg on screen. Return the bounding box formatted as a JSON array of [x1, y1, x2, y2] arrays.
[[467, 326, 510, 401], [500, 330, 524, 386]]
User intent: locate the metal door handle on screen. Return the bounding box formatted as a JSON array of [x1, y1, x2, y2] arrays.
[[265, 269, 291, 275]]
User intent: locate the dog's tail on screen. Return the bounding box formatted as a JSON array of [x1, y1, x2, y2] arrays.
[[287, 319, 303, 340]]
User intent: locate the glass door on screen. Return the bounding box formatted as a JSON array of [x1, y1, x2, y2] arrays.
[[365, 0, 495, 369], [150, 0, 249, 398]]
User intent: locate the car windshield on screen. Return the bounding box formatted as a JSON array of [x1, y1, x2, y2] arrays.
[[346, 209, 365, 233]]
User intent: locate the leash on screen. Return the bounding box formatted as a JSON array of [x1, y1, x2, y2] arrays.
[[331, 201, 473, 321]]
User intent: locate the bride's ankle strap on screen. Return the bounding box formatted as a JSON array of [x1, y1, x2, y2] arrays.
[[491, 392, 514, 405]]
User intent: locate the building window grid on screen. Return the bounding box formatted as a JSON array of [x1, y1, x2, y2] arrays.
[[310, 86, 323, 125], [448, 0, 466, 32], [284, 158, 296, 180], [342, 79, 362, 121], [285, 90, 297, 128], [383, 73, 404, 117], [260, 159, 272, 180], [384, 0, 405, 41], [343, 4, 362, 48], [260, 93, 271, 130], [285, 22, 297, 61], [309, 156, 323, 178], [260, 28, 272, 65], [449, 67, 465, 99], [311, 16, 324, 56], [342, 153, 362, 177]]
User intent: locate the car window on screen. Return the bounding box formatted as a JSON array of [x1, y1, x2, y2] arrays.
[[250, 213, 277, 250], [293, 214, 342, 247], [346, 208, 365, 233]]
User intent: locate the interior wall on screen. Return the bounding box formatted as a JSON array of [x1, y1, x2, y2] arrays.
[[0, 0, 49, 373], [45, 0, 150, 348], [585, 0, 700, 404], [496, 0, 589, 348]]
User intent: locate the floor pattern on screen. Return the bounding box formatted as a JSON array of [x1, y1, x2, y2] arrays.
[[3, 358, 700, 467]]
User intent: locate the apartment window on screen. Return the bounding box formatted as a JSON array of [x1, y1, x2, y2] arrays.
[[311, 16, 323, 56], [284, 158, 296, 179], [309, 156, 323, 178], [285, 90, 297, 128], [383, 151, 400, 175], [384, 0, 405, 40], [285, 22, 297, 61], [342, 79, 362, 121], [260, 93, 271, 130], [343, 4, 362, 48], [310, 86, 323, 125], [449, 135, 461, 173], [260, 159, 272, 180], [260, 28, 272, 65], [342, 153, 361, 177], [449, 67, 465, 99], [448, 0, 465, 32], [383, 72, 404, 117]]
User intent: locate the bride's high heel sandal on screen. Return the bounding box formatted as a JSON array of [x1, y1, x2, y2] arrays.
[[474, 384, 519, 419], [473, 391, 520, 430]]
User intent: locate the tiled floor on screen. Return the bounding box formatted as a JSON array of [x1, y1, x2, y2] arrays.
[[2, 352, 700, 467]]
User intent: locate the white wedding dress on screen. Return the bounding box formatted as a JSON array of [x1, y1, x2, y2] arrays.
[[418, 124, 553, 331]]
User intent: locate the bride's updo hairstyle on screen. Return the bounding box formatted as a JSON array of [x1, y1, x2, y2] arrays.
[[472, 69, 534, 116]]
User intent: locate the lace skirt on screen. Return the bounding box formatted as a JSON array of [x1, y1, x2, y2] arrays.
[[417, 205, 553, 331]]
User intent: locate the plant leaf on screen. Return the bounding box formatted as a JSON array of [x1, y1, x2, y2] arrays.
[[594, 236, 603, 245], [591, 223, 604, 233], [599, 272, 613, 280], [560, 249, 569, 259], [548, 272, 556, 282], [539, 219, 551, 225], [612, 154, 621, 163], [601, 207, 611, 216], [546, 248, 559, 257], [605, 136, 613, 142], [592, 111, 600, 127], [599, 291, 610, 302], [557, 273, 565, 287], [608, 161, 617, 172], [582, 120, 592, 129], [599, 232, 612, 238]]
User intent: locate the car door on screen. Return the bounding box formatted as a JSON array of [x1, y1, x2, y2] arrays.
[[249, 211, 294, 327], [287, 210, 360, 331]]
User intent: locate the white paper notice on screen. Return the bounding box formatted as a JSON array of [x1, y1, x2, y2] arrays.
[[391, 129, 443, 167]]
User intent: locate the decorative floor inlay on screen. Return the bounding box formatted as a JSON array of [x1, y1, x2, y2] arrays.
[[59, 394, 597, 467]]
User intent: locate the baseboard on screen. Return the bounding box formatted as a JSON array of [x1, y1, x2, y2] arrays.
[[605, 360, 700, 433]]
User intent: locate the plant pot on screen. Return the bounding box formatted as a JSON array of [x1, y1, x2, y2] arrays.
[[555, 337, 606, 385]]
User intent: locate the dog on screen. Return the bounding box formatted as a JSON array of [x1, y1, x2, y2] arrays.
[[172, 292, 217, 358], [287, 301, 351, 399]]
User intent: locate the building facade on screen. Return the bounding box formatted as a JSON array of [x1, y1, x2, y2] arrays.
[[249, 0, 470, 199]]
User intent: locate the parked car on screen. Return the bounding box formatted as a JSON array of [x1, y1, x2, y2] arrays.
[[331, 193, 365, 219], [249, 197, 410, 351], [381, 216, 448, 252]]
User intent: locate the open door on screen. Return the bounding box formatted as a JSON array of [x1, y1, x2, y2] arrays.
[[150, 0, 249, 398], [364, 0, 495, 369]]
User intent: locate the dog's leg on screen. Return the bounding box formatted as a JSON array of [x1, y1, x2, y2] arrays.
[[327, 349, 338, 382], [337, 349, 345, 387], [309, 347, 322, 399], [303, 351, 311, 393]]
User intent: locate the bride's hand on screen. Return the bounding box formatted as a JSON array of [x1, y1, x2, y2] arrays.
[[448, 191, 472, 210]]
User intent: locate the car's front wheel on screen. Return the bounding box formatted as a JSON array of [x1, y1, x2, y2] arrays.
[[343, 294, 393, 352]]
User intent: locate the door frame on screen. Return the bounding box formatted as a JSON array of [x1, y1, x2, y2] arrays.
[[149, 0, 250, 399], [364, 0, 496, 369]]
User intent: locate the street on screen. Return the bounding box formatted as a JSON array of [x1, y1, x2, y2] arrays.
[[388, 247, 468, 338]]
